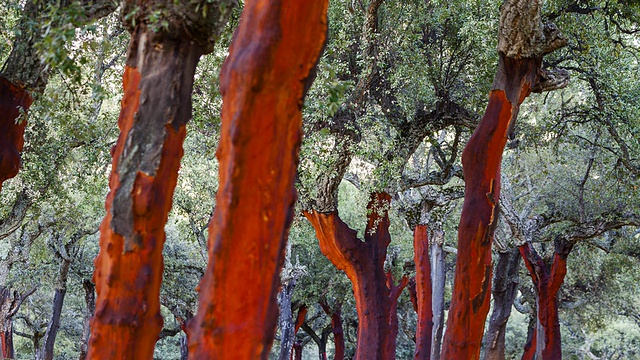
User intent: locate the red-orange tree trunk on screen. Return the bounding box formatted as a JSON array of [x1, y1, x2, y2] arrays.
[[187, 1, 328, 358], [441, 55, 539, 359], [305, 193, 406, 360], [519, 242, 571, 359], [0, 78, 31, 189], [320, 302, 345, 360], [413, 224, 433, 360], [88, 1, 232, 356]]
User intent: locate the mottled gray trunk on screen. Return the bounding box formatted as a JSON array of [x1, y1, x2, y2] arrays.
[[37, 258, 71, 360], [78, 280, 95, 360], [483, 248, 521, 360], [278, 281, 296, 360], [430, 233, 446, 360]]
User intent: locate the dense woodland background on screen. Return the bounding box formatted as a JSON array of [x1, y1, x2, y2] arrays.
[[0, 0, 639, 359]]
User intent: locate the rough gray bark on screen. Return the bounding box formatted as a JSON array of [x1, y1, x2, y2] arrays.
[[483, 248, 521, 360], [278, 281, 296, 360], [78, 279, 95, 360], [430, 235, 446, 360]]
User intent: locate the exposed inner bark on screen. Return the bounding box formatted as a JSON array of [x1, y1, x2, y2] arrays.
[[0, 78, 31, 189], [305, 193, 406, 360], [413, 224, 433, 360], [483, 248, 522, 360], [187, 1, 329, 358], [88, 25, 203, 358], [519, 241, 572, 359], [442, 0, 568, 356]]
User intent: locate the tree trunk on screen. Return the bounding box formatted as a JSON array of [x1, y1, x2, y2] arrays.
[[430, 237, 446, 360], [386, 273, 409, 360], [521, 314, 537, 360], [78, 280, 95, 360], [188, 1, 328, 358], [305, 193, 405, 360], [320, 302, 345, 360], [483, 248, 522, 360], [292, 341, 303, 360], [519, 241, 572, 359], [0, 298, 13, 360], [89, 2, 232, 358], [0, 0, 117, 189], [37, 258, 71, 360], [413, 224, 432, 360], [279, 281, 296, 360], [441, 1, 568, 357], [0, 78, 31, 189]]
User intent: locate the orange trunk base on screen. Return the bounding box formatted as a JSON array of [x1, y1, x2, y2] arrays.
[[0, 77, 31, 189], [187, 1, 328, 358]]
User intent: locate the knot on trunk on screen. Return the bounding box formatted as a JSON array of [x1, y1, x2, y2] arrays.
[[532, 67, 570, 93]]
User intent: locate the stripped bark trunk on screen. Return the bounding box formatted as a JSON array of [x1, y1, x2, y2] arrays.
[[0, 0, 116, 189], [413, 225, 432, 360], [0, 289, 14, 360], [89, 2, 233, 358], [442, 1, 568, 358], [430, 233, 446, 360], [188, 1, 328, 358], [519, 241, 572, 359], [0, 78, 31, 189], [292, 341, 303, 360], [320, 301, 345, 360], [386, 273, 409, 359], [78, 280, 95, 360], [305, 193, 406, 360], [483, 248, 522, 360], [521, 314, 537, 360]]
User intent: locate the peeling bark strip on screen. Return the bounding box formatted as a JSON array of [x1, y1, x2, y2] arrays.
[[187, 1, 328, 358], [305, 193, 405, 360], [413, 225, 433, 360], [519, 242, 570, 360], [87, 0, 237, 351], [0, 78, 31, 188], [441, 0, 567, 358]]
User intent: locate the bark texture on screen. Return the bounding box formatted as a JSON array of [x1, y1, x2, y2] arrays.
[[305, 193, 406, 360], [89, 1, 233, 357], [413, 225, 433, 360], [187, 1, 328, 358], [441, 1, 568, 358], [483, 248, 522, 360], [519, 241, 572, 359]]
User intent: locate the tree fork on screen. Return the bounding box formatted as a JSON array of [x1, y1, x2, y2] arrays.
[[519, 240, 572, 359], [187, 1, 328, 358], [441, 0, 568, 358], [305, 193, 401, 359]]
